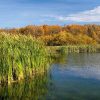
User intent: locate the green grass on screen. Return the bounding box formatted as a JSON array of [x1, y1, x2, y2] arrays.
[[0, 33, 49, 84]]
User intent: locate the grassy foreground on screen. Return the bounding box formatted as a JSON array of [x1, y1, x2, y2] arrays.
[[0, 33, 49, 84]]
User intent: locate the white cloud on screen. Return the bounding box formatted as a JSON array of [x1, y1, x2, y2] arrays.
[[48, 6, 100, 22]]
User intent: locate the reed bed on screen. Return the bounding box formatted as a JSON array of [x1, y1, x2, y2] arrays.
[[47, 45, 100, 54], [0, 33, 49, 84]]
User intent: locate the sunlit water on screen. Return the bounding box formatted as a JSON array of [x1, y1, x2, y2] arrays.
[[0, 53, 100, 100]]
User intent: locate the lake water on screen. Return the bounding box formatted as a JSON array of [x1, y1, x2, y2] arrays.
[[0, 53, 100, 100]]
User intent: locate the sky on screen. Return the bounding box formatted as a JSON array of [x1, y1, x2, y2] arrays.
[[0, 0, 100, 28]]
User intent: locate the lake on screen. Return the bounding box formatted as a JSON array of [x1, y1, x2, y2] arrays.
[[0, 53, 100, 100]]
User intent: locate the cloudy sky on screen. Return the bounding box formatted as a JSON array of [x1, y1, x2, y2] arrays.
[[0, 0, 100, 27]]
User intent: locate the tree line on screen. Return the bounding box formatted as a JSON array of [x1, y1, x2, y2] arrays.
[[0, 24, 100, 45]]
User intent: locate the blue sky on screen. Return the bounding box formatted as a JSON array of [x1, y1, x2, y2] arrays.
[[0, 0, 100, 28]]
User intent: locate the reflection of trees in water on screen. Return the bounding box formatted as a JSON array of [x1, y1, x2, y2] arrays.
[[51, 53, 100, 68], [51, 53, 68, 65], [0, 72, 50, 100], [67, 53, 100, 67]]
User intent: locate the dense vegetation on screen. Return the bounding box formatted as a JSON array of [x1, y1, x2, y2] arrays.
[[0, 24, 100, 45], [0, 24, 100, 84], [0, 33, 48, 84]]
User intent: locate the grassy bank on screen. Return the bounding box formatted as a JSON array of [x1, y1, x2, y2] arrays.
[[47, 45, 100, 54], [0, 33, 49, 84]]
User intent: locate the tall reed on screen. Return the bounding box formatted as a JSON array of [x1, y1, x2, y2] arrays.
[[0, 33, 49, 84]]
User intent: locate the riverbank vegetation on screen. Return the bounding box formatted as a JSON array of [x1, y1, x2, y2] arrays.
[[0, 24, 100, 84], [48, 45, 100, 54], [0, 33, 49, 84]]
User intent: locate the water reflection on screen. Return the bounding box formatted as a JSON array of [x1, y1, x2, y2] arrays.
[[0, 73, 49, 100], [51, 53, 68, 65], [57, 53, 100, 80], [0, 53, 100, 100]]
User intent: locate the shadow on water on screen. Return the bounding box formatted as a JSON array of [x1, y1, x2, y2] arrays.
[[1, 53, 100, 100]]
